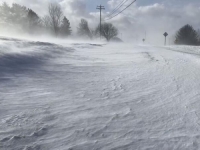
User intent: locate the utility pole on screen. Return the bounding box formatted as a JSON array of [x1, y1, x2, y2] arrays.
[[96, 5, 105, 40]]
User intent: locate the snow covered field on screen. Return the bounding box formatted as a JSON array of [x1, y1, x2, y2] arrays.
[[1, 37, 200, 150]]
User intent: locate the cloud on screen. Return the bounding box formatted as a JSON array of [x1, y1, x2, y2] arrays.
[[105, 0, 200, 44]]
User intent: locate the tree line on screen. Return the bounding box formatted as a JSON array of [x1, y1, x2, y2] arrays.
[[0, 2, 118, 41]]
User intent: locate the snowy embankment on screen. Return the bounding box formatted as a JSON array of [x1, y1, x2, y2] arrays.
[[1, 37, 200, 150]]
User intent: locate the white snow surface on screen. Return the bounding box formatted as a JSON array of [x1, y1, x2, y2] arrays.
[[1, 37, 200, 150]]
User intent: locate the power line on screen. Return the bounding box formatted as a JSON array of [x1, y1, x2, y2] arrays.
[[105, 0, 136, 20], [105, 0, 136, 21], [96, 5, 105, 39], [106, 0, 129, 18]]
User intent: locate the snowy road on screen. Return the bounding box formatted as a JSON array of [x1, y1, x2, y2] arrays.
[[1, 38, 200, 150]]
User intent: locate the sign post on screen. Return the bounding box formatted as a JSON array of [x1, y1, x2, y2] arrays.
[[163, 32, 168, 45]]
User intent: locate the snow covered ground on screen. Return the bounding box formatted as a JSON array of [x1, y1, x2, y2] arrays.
[[1, 37, 200, 150]]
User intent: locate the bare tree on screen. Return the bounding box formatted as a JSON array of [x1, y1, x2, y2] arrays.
[[48, 3, 63, 36], [43, 15, 51, 27], [96, 23, 118, 41], [77, 19, 92, 39]]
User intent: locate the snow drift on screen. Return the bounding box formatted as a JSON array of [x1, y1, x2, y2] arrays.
[[1, 37, 200, 150]]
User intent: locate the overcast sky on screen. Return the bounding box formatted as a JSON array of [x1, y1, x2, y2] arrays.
[[1, 0, 200, 44]]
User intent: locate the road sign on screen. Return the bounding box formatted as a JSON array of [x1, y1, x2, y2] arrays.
[[163, 32, 168, 45], [164, 32, 168, 37]]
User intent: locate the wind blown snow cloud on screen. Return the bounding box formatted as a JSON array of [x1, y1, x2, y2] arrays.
[[0, 0, 200, 44]]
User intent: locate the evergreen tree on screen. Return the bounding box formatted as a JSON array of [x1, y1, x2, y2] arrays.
[[0, 3, 28, 29], [0, 2, 11, 23], [175, 24, 199, 45], [10, 3, 28, 25], [60, 17, 72, 37], [197, 29, 200, 42], [27, 9, 41, 33]]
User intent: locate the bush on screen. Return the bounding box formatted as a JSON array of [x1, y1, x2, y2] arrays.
[[96, 23, 118, 41]]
